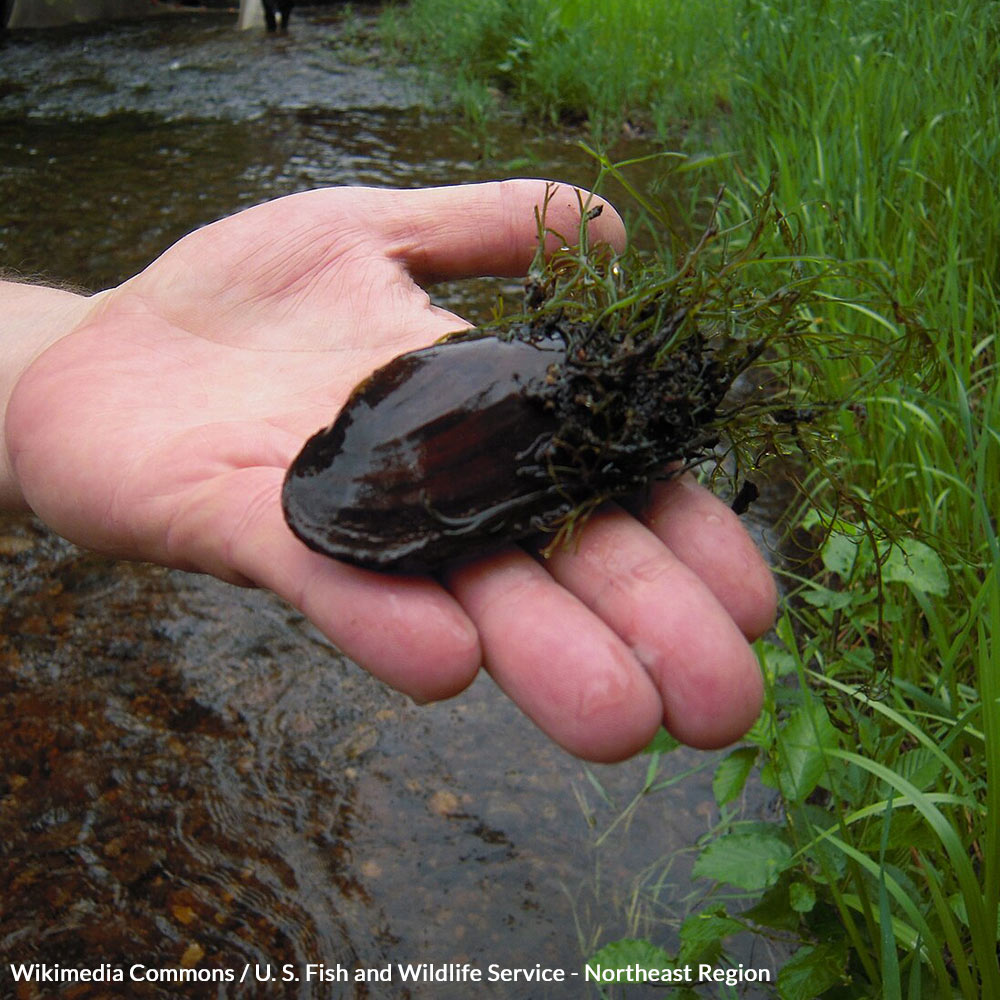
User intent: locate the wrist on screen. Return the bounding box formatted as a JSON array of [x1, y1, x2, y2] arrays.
[[1, 279, 101, 511]]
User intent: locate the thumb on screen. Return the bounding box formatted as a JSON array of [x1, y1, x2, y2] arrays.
[[361, 178, 627, 284]]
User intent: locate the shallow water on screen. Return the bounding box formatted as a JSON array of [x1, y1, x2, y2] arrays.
[[4, 519, 739, 998], [0, 9, 782, 997]]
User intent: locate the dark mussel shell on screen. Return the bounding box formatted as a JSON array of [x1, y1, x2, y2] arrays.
[[282, 330, 573, 573], [282, 315, 735, 574]]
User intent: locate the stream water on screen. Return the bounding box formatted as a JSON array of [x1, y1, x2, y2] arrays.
[[0, 8, 782, 997]]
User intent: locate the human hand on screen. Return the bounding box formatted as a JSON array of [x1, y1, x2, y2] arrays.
[[5, 180, 776, 761]]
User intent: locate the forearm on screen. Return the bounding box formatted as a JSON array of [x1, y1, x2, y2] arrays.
[[1, 278, 100, 511]]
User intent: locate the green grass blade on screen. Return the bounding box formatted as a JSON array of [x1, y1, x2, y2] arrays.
[[826, 749, 997, 994]]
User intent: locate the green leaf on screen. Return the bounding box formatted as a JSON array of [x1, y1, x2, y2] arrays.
[[678, 907, 746, 965], [777, 942, 847, 999], [801, 585, 855, 610], [642, 726, 680, 755], [741, 878, 801, 931], [758, 640, 798, 681], [788, 881, 816, 913], [882, 537, 949, 596], [797, 805, 849, 881], [821, 531, 861, 578], [948, 894, 1000, 934], [586, 937, 674, 974], [894, 747, 942, 794], [712, 746, 758, 806], [762, 696, 840, 802], [693, 825, 793, 891]]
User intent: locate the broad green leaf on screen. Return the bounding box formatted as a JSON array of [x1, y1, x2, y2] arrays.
[[757, 640, 798, 681], [678, 907, 746, 965], [741, 880, 801, 931], [777, 942, 847, 999], [821, 532, 861, 578], [712, 746, 758, 807], [788, 881, 816, 913], [693, 825, 792, 891], [586, 938, 674, 975], [895, 747, 942, 793], [762, 696, 839, 802], [801, 585, 855, 610], [882, 537, 949, 595]]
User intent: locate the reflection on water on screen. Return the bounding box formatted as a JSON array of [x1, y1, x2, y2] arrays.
[[1, 8, 779, 997], [0, 7, 648, 293]]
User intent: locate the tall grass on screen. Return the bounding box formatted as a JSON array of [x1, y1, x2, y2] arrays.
[[719, 5, 1000, 990], [383, 0, 999, 993], [381, 0, 736, 137]]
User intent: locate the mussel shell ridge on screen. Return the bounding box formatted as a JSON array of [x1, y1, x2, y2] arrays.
[[282, 334, 568, 573]]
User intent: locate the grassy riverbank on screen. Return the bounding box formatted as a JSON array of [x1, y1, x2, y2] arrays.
[[381, 0, 734, 137], [384, 0, 999, 995]]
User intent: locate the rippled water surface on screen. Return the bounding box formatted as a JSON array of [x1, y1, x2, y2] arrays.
[[1, 9, 780, 997]]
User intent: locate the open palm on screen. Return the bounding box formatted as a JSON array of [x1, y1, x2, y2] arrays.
[[7, 180, 776, 761]]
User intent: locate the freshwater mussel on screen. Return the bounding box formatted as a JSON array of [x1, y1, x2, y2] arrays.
[[282, 306, 741, 574]]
